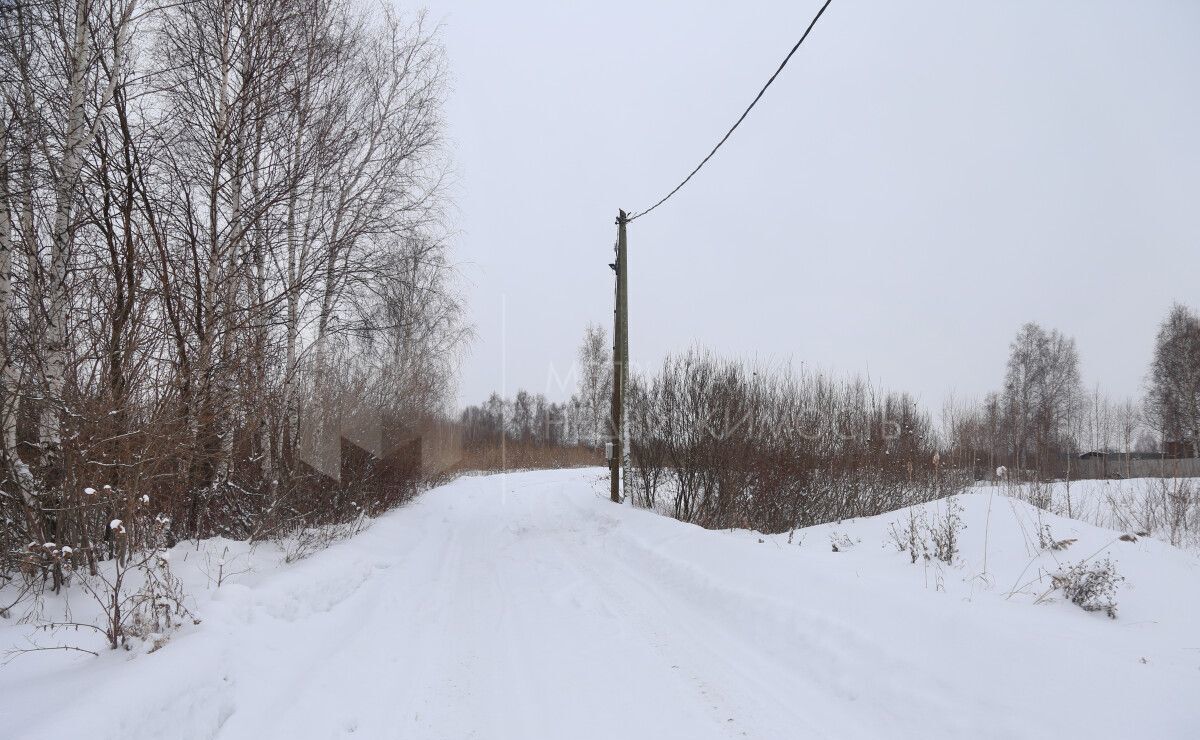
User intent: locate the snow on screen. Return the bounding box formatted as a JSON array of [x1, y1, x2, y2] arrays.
[[2, 469, 1199, 739], [976, 476, 1200, 549]]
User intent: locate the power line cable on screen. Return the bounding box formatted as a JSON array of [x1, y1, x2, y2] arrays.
[[627, 0, 834, 223]]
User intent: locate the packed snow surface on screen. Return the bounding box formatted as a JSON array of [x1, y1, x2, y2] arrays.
[[3, 469, 1199, 739]]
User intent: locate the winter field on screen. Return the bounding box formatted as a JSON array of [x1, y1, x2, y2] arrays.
[[2, 469, 1199, 739]]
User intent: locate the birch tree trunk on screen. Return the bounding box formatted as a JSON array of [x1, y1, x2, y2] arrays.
[[42, 0, 136, 476], [39, 2, 93, 472], [0, 136, 15, 455]]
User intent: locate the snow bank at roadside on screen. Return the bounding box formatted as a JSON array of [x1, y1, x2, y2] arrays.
[[764, 489, 1200, 631], [2, 470, 1198, 740]]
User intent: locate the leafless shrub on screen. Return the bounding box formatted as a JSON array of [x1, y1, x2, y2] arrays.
[[278, 510, 371, 564], [1037, 524, 1076, 551], [829, 532, 858, 552], [1050, 557, 1124, 618], [885, 499, 965, 565], [121, 551, 194, 653], [7, 505, 197, 657], [200, 546, 252, 590], [1022, 480, 1054, 511], [929, 498, 965, 564], [73, 510, 196, 650], [1099, 477, 1198, 548], [1158, 477, 1196, 546], [889, 508, 928, 564]]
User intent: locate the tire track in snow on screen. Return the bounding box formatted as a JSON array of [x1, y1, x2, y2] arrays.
[[558, 492, 1009, 739]]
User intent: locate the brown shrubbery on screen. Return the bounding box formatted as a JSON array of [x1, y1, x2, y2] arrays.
[[455, 443, 603, 474], [626, 350, 964, 532]]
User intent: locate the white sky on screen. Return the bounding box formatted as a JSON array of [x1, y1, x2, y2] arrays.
[[422, 0, 1200, 410]]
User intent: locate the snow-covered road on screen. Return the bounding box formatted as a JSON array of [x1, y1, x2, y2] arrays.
[[4, 468, 1199, 739]]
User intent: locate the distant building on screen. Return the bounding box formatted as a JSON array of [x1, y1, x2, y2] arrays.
[[1164, 430, 1198, 459], [1077, 450, 1164, 461], [1075, 447, 1200, 478]]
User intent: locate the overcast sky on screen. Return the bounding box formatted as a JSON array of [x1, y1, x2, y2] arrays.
[[422, 0, 1200, 411]]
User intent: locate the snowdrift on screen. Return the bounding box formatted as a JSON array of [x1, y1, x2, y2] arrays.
[[2, 469, 1198, 739]]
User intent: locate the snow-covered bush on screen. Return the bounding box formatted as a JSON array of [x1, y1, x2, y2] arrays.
[[200, 546, 251, 589], [888, 507, 928, 564], [1141, 476, 1197, 548], [887, 499, 964, 565], [1051, 557, 1124, 619], [278, 508, 371, 563], [1021, 480, 1053, 512], [929, 498, 964, 564], [121, 548, 193, 652], [829, 531, 858, 552], [19, 501, 196, 654]]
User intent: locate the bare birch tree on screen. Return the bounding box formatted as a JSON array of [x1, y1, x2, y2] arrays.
[[1146, 303, 1200, 458], [0, 0, 465, 574]]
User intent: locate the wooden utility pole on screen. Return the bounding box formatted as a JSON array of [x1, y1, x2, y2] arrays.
[[609, 210, 629, 503]]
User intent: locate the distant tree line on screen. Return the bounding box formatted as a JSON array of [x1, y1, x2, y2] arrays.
[[944, 304, 1200, 480], [459, 324, 614, 452], [625, 350, 952, 532], [617, 303, 1200, 532], [460, 392, 573, 449], [457, 303, 1200, 533]]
